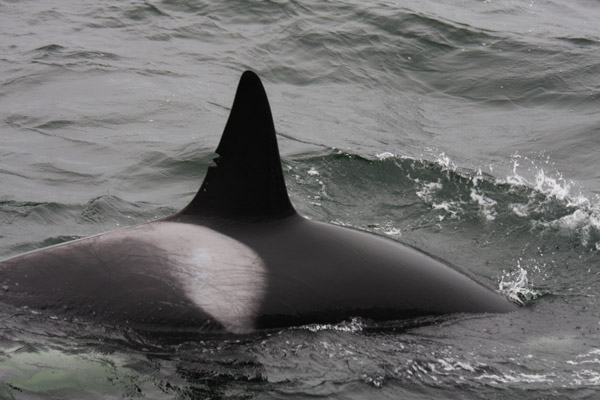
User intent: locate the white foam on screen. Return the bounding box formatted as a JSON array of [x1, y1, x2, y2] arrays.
[[436, 358, 476, 372], [432, 201, 462, 219], [539, 208, 600, 247], [301, 317, 365, 333], [498, 261, 540, 305], [510, 203, 529, 217], [396, 150, 599, 248], [502, 155, 600, 249], [435, 152, 456, 171], [572, 369, 600, 386], [470, 188, 497, 221], [567, 348, 600, 365], [416, 181, 443, 202], [383, 227, 402, 236], [476, 372, 553, 384], [375, 151, 395, 160]]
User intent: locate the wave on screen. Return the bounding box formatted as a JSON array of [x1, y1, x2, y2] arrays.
[[287, 150, 599, 305], [289, 150, 599, 250]]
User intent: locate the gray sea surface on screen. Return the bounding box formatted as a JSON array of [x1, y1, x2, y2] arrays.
[[1, 0, 599, 398]]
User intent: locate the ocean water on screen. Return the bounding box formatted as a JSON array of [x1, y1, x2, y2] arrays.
[[0, 0, 599, 398]]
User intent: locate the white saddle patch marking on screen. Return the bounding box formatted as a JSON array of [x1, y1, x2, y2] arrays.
[[112, 222, 267, 333]]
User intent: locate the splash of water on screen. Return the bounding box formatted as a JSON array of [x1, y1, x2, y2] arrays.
[[504, 154, 600, 250], [498, 260, 540, 306]]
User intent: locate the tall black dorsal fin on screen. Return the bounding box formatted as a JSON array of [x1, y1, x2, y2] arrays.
[[180, 71, 296, 220]]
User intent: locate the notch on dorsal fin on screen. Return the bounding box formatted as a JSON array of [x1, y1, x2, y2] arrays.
[[180, 71, 296, 220]]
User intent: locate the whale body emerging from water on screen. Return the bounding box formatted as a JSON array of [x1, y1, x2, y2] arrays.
[[0, 71, 515, 332]]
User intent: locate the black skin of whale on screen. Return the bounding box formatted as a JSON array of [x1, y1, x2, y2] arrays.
[[0, 71, 516, 333]]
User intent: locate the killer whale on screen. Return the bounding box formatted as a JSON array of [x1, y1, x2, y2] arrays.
[[0, 71, 516, 333]]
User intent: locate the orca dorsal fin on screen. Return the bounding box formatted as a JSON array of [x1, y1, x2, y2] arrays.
[[180, 71, 296, 221]]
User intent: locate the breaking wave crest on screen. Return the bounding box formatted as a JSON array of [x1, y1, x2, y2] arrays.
[[291, 150, 600, 252], [289, 150, 599, 307]]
